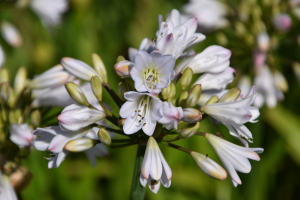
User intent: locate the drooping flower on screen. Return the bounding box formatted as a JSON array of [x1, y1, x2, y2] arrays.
[[155, 9, 206, 59], [58, 104, 106, 131], [158, 102, 183, 130], [1, 21, 22, 48], [9, 124, 34, 148], [119, 92, 163, 136], [206, 133, 263, 187], [30, 0, 68, 27], [130, 50, 175, 94], [202, 86, 259, 145], [140, 137, 172, 194]]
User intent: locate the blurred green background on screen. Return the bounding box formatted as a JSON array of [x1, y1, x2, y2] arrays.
[[1, 0, 300, 199]]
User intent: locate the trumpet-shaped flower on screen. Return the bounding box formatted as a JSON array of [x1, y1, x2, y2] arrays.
[[130, 50, 175, 94], [202, 86, 259, 145], [58, 104, 106, 131], [206, 133, 263, 187], [140, 137, 172, 194], [9, 124, 34, 148], [119, 92, 163, 136], [155, 9, 205, 59], [158, 102, 183, 130], [175, 45, 231, 74]]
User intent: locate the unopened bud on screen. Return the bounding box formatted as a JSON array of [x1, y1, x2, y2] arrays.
[[91, 53, 108, 84], [179, 122, 200, 138], [0, 82, 10, 101], [0, 68, 9, 83], [118, 79, 130, 101], [14, 67, 28, 95], [257, 32, 270, 52], [177, 91, 188, 107], [191, 152, 227, 180], [116, 55, 125, 62], [235, 22, 246, 37], [180, 67, 193, 90], [205, 95, 219, 105], [114, 60, 133, 78], [65, 82, 89, 106], [274, 70, 288, 92], [216, 32, 228, 46], [182, 108, 202, 123], [64, 138, 97, 152], [97, 128, 111, 146], [8, 87, 16, 108], [218, 88, 241, 103], [90, 76, 102, 102], [30, 110, 41, 127], [186, 84, 201, 107], [167, 83, 176, 101], [10, 166, 32, 193], [118, 118, 126, 129], [161, 83, 172, 100]]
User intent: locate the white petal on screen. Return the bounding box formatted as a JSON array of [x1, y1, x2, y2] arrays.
[[135, 51, 153, 71], [149, 138, 162, 180], [119, 101, 139, 118]]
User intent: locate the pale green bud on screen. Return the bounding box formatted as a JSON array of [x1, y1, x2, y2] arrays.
[[0, 82, 10, 102], [218, 88, 241, 103], [30, 110, 41, 127], [186, 84, 201, 108], [180, 67, 193, 90], [97, 128, 111, 146], [118, 118, 126, 129], [14, 67, 28, 95], [91, 76, 102, 102], [117, 55, 125, 62], [64, 138, 98, 152], [161, 83, 172, 100], [167, 83, 176, 101], [179, 122, 200, 138], [91, 53, 108, 84], [235, 22, 246, 37], [118, 79, 130, 101], [171, 98, 177, 106], [178, 91, 188, 107], [216, 33, 228, 46], [182, 108, 202, 123], [0, 68, 9, 84], [9, 111, 18, 124], [65, 82, 89, 106], [8, 87, 16, 108], [205, 95, 219, 105]]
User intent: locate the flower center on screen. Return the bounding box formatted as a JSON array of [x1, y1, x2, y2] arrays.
[[143, 68, 159, 92], [133, 96, 152, 127]]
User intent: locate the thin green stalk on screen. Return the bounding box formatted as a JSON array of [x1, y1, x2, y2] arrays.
[[130, 144, 146, 200]]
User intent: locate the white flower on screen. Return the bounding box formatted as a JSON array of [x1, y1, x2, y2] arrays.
[[155, 9, 205, 59], [202, 86, 259, 145], [273, 13, 292, 32], [140, 137, 172, 194], [158, 102, 183, 130], [175, 45, 231, 74], [119, 92, 163, 136], [130, 50, 175, 94], [30, 0, 68, 27], [1, 21, 22, 48], [129, 38, 156, 62], [9, 124, 34, 148], [28, 64, 73, 89], [183, 0, 228, 29], [192, 67, 235, 91], [0, 44, 5, 68], [206, 133, 263, 187], [0, 172, 18, 200], [253, 49, 266, 69], [237, 76, 251, 99], [58, 104, 106, 131], [257, 32, 270, 52], [61, 57, 100, 81]]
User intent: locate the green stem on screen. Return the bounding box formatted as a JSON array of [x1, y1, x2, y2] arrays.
[[130, 144, 146, 200]]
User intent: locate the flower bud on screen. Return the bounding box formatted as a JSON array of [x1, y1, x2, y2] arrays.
[[205, 95, 219, 105], [186, 84, 201, 108], [65, 82, 89, 106], [273, 14, 292, 32], [118, 118, 126, 129], [218, 87, 241, 103], [118, 79, 130, 101], [8, 87, 16, 108], [177, 91, 188, 107], [117, 55, 125, 62], [182, 108, 202, 123], [91, 53, 108, 84], [61, 57, 99, 81], [180, 67, 193, 90], [1, 21, 22, 47], [191, 152, 227, 180], [179, 122, 200, 138], [14, 67, 27, 95], [0, 68, 9, 83], [257, 32, 270, 52], [167, 83, 176, 101], [0, 82, 10, 102], [30, 110, 41, 127], [161, 83, 172, 100], [64, 138, 98, 152], [90, 76, 102, 102], [97, 128, 111, 146], [10, 166, 33, 193], [274, 70, 288, 93]]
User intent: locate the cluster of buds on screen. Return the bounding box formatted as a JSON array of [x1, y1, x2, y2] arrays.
[[32, 9, 263, 195]]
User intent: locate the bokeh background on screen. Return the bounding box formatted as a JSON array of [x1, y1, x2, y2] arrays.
[[1, 0, 300, 199]]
